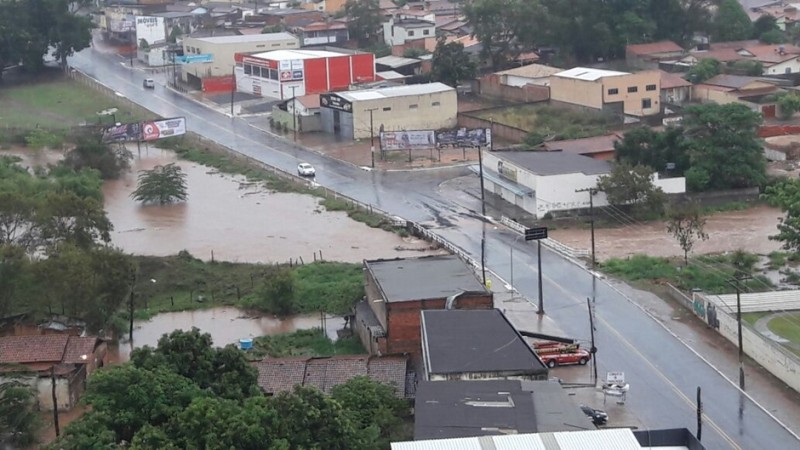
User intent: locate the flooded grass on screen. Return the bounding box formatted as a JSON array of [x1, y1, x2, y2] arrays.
[[126, 253, 364, 323], [251, 329, 365, 358]]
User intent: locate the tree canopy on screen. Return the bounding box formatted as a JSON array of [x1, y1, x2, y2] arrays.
[[764, 179, 800, 252], [52, 329, 411, 449], [131, 163, 188, 205], [597, 162, 666, 219], [431, 39, 476, 87], [713, 0, 753, 42], [345, 0, 383, 47]]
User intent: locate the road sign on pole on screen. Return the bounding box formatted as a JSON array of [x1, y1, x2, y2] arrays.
[[525, 227, 548, 241]]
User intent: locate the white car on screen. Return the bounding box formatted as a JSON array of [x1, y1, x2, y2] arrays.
[[297, 163, 315, 177], [143, 78, 155, 89]]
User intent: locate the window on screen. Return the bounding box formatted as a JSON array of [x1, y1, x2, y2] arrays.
[[423, 29, 430, 35], [269, 69, 278, 80], [408, 30, 415, 36], [646, 84, 657, 91], [607, 88, 618, 95], [432, 101, 440, 106], [383, 106, 392, 111], [244, 64, 252, 75], [409, 104, 418, 109], [256, 44, 265, 48], [642, 98, 652, 109], [627, 86, 638, 93], [272, 43, 280, 47]]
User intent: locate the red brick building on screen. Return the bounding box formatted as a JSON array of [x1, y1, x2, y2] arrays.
[[354, 255, 493, 358]]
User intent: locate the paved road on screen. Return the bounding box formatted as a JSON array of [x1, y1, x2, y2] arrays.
[[70, 47, 800, 449]]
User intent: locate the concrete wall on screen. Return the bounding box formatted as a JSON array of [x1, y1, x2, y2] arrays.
[[183, 34, 300, 79], [550, 71, 661, 117], [475, 75, 551, 103], [549, 77, 605, 110], [351, 88, 457, 139]]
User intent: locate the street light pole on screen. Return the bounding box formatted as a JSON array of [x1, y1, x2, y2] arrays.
[[367, 107, 378, 168], [537, 240, 543, 315], [729, 275, 751, 390], [289, 85, 298, 141]]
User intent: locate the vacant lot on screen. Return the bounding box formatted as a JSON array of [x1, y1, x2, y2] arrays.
[[474, 103, 616, 139], [0, 76, 147, 128]]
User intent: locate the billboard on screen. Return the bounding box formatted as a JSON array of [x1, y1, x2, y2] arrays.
[[435, 127, 492, 148], [102, 122, 142, 143], [320, 93, 352, 112], [141, 117, 187, 141], [135, 16, 166, 47], [380, 130, 436, 151]]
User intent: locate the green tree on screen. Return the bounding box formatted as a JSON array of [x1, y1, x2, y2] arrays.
[[430, 39, 476, 87], [255, 267, 296, 315], [132, 163, 188, 205], [614, 126, 689, 175], [760, 29, 787, 44], [331, 377, 410, 448], [63, 133, 132, 179], [54, 411, 117, 450], [681, 103, 766, 191], [596, 162, 667, 218], [752, 14, 779, 38], [764, 178, 800, 252], [687, 58, 722, 83], [345, 0, 382, 46], [0, 378, 41, 447], [464, 0, 542, 69], [713, 0, 753, 42], [49, 0, 93, 68], [778, 93, 800, 120], [36, 190, 112, 248], [729, 59, 764, 76], [666, 203, 709, 265]]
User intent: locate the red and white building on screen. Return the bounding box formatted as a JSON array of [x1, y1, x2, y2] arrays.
[[234, 49, 375, 100]]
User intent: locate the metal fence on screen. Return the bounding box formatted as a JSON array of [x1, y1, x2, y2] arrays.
[[500, 216, 590, 260]]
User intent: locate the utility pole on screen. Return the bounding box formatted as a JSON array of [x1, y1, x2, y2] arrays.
[[576, 187, 598, 270], [366, 107, 378, 168], [230, 65, 236, 117], [289, 85, 298, 141], [129, 269, 137, 343], [478, 143, 486, 217], [696, 386, 703, 441], [729, 274, 752, 390], [51, 366, 60, 437], [481, 224, 487, 286], [587, 297, 598, 384]]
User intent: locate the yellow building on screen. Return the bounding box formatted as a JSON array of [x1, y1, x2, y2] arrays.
[[549, 67, 661, 117]]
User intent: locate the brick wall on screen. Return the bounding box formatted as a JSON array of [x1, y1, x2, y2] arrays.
[[476, 74, 550, 103], [385, 294, 493, 355], [759, 124, 800, 138]]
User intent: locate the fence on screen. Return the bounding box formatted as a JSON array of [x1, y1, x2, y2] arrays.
[[667, 284, 800, 394], [473, 75, 551, 104], [499, 216, 590, 260]]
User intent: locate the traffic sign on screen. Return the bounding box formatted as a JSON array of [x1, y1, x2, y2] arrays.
[[524, 226, 548, 241]]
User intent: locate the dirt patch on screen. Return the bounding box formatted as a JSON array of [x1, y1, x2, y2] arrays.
[[548, 204, 784, 261]]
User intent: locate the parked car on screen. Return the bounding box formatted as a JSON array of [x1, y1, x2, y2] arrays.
[[297, 163, 315, 177], [533, 341, 591, 368], [580, 405, 608, 426], [143, 78, 155, 89]]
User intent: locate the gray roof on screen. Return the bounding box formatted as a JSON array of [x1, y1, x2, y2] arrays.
[[414, 380, 537, 440], [191, 32, 297, 44], [421, 309, 548, 375], [413, 380, 592, 440], [494, 151, 612, 176], [703, 74, 769, 89], [375, 55, 422, 69], [365, 255, 487, 303]]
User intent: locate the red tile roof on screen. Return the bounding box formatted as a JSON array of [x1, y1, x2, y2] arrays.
[[0, 334, 69, 364], [659, 70, 692, 89], [63, 337, 99, 364], [627, 40, 683, 56], [253, 355, 408, 396]]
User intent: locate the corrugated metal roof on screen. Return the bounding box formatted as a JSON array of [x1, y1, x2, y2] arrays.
[[339, 82, 454, 102], [392, 429, 642, 450], [555, 429, 642, 450], [251, 49, 345, 60], [193, 32, 297, 44], [392, 437, 485, 450]]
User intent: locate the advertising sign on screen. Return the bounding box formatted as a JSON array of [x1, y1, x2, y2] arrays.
[[102, 122, 141, 143], [320, 93, 352, 112], [141, 117, 187, 141], [606, 371, 625, 384], [135, 16, 166, 47], [435, 127, 492, 148], [176, 54, 214, 64], [380, 130, 436, 151]]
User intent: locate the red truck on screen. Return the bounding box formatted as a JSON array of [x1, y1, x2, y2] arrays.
[[534, 341, 592, 368]]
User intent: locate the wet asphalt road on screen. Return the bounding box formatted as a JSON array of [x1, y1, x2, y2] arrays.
[[69, 47, 800, 449]]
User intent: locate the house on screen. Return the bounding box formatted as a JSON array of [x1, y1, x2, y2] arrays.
[[272, 93, 322, 132], [542, 134, 621, 160], [625, 40, 685, 69], [295, 21, 349, 46], [684, 42, 800, 75], [353, 255, 493, 357], [414, 380, 593, 440], [420, 309, 549, 381], [659, 70, 693, 105], [180, 32, 300, 92], [383, 16, 436, 46], [375, 55, 423, 76], [393, 428, 707, 450], [300, 0, 348, 15], [0, 334, 108, 411], [472, 64, 556, 103], [748, 4, 800, 31], [319, 83, 457, 140], [252, 355, 409, 397], [480, 151, 685, 219], [549, 67, 661, 117], [694, 74, 782, 117], [494, 64, 562, 87]]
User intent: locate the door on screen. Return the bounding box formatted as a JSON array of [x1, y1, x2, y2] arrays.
[[333, 110, 341, 134], [763, 104, 776, 119]]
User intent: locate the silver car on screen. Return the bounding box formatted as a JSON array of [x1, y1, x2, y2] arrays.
[[297, 163, 315, 177]]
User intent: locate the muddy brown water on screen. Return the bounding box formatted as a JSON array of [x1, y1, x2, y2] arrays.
[[109, 307, 345, 362], [4, 147, 438, 360]]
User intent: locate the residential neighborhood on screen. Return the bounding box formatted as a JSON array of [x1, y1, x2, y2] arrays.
[[4, 0, 800, 449]]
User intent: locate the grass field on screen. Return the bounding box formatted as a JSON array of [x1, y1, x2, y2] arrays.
[[767, 312, 800, 345], [474, 103, 616, 139], [0, 77, 147, 129], [251, 329, 365, 358]]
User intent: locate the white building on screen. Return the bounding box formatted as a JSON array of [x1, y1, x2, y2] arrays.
[[481, 151, 685, 219], [383, 16, 436, 46]]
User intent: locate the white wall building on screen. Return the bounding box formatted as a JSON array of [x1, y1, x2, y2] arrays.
[[383, 17, 436, 46], [481, 151, 685, 219]]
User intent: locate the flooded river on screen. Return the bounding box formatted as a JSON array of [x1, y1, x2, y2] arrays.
[[111, 307, 345, 361]]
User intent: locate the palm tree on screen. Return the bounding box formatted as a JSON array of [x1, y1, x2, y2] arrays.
[[131, 163, 188, 205]]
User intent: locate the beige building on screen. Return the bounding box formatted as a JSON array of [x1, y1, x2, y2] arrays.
[[180, 32, 299, 84], [549, 67, 661, 117], [320, 83, 457, 140]]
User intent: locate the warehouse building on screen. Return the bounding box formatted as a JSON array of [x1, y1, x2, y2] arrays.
[[234, 49, 375, 100], [320, 82, 456, 139], [180, 32, 300, 92]]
